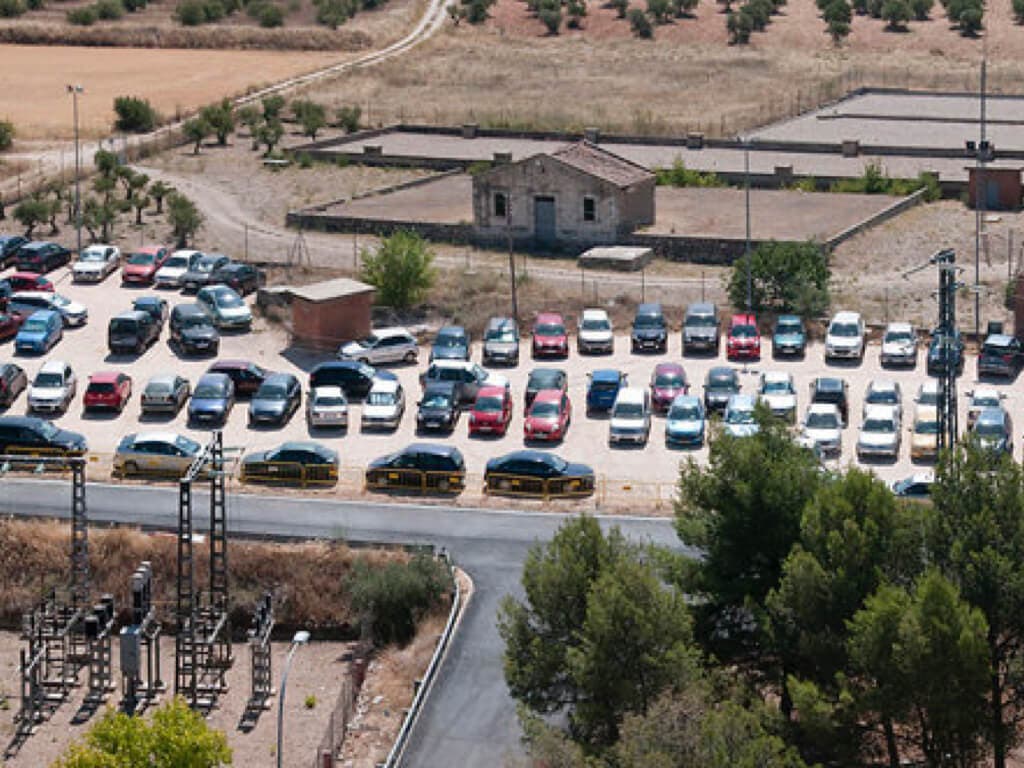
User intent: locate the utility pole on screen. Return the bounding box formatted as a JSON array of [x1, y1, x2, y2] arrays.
[[744, 139, 753, 312], [506, 196, 519, 325], [974, 37, 988, 340], [67, 84, 84, 256]]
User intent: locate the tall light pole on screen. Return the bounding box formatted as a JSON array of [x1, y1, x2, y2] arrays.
[[974, 37, 988, 340], [276, 630, 310, 768], [67, 84, 83, 256], [744, 138, 753, 312]]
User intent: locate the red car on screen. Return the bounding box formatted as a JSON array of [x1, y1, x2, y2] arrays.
[[650, 362, 689, 413], [531, 313, 568, 359], [0, 310, 24, 341], [83, 371, 132, 412], [469, 385, 513, 436], [121, 245, 170, 286], [524, 388, 571, 442], [6, 272, 54, 293], [727, 313, 761, 361]]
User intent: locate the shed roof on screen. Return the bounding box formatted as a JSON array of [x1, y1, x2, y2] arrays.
[[287, 278, 375, 304], [550, 141, 654, 188]]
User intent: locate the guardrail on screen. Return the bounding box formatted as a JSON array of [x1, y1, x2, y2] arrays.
[[239, 460, 338, 487], [364, 468, 465, 494], [484, 471, 595, 500]]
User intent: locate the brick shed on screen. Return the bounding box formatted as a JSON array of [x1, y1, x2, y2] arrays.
[[967, 167, 1023, 211], [472, 141, 655, 252], [287, 278, 375, 350]]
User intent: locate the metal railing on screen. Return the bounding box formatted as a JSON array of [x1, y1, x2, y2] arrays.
[[364, 468, 465, 494], [239, 460, 338, 487], [483, 471, 595, 500]]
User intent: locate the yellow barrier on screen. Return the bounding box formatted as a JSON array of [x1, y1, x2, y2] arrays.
[[365, 467, 465, 495], [484, 472, 595, 500], [239, 460, 338, 488]]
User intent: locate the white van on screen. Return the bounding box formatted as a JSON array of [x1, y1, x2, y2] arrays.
[[608, 386, 651, 446]]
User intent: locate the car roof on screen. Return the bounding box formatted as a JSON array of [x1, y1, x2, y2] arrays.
[[88, 371, 123, 383], [369, 326, 412, 338], [863, 404, 899, 419], [614, 386, 645, 403], [868, 379, 899, 391], [654, 362, 684, 374], [808, 402, 840, 414], [430, 360, 475, 371], [500, 449, 558, 463], [984, 334, 1016, 346], [20, 241, 56, 251], [885, 321, 913, 332], [815, 377, 845, 391], [970, 387, 1001, 400], [314, 360, 368, 372], [210, 359, 255, 370], [761, 371, 793, 384], [727, 394, 756, 408], [114, 310, 149, 321], [686, 302, 715, 315], [670, 393, 701, 407], [0, 415, 47, 428], [708, 366, 737, 379], [12, 291, 55, 300], [436, 325, 466, 336], [130, 431, 184, 444], [535, 312, 564, 324], [22, 309, 58, 322], [146, 374, 181, 387], [311, 385, 345, 396], [404, 442, 463, 458], [38, 359, 69, 373], [731, 313, 756, 325], [261, 372, 297, 386], [424, 380, 458, 394], [581, 308, 608, 320], [170, 249, 201, 258], [776, 313, 801, 322], [475, 385, 506, 399], [197, 372, 231, 385], [133, 296, 164, 306], [173, 303, 206, 316], [636, 302, 662, 314], [370, 378, 400, 393]]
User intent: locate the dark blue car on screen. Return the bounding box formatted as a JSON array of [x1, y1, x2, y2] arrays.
[[430, 325, 470, 362], [188, 372, 235, 426], [586, 369, 627, 415]]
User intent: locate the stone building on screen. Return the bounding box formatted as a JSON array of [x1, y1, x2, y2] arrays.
[[472, 141, 656, 252]]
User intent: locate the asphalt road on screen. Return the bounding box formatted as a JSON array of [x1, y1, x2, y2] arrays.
[[0, 478, 682, 767]]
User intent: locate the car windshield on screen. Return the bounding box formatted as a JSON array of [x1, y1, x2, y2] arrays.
[[542, 455, 568, 473], [368, 392, 395, 405], [194, 384, 225, 398], [867, 388, 898, 404], [423, 393, 452, 408], [128, 252, 155, 265], [975, 419, 1005, 436], [762, 380, 792, 394], [22, 318, 48, 332], [776, 320, 801, 334], [807, 412, 838, 429], [435, 332, 463, 347], [655, 372, 684, 387], [634, 315, 663, 329], [669, 404, 701, 420], [614, 402, 643, 418], [918, 389, 938, 405], [531, 401, 560, 417], [360, 334, 381, 347], [145, 382, 171, 395], [196, 259, 218, 273], [34, 372, 63, 388], [707, 378, 736, 392], [915, 418, 939, 434], [88, 382, 114, 393], [726, 408, 754, 424], [864, 417, 895, 432], [486, 328, 515, 342], [176, 435, 200, 453], [831, 322, 860, 337], [536, 323, 564, 336], [475, 396, 503, 412], [214, 291, 243, 308], [983, 343, 1013, 355], [163, 256, 188, 269], [183, 314, 211, 328], [732, 324, 757, 338], [582, 317, 610, 331], [37, 421, 59, 439], [531, 372, 562, 388], [52, 295, 70, 308], [256, 385, 288, 400], [687, 315, 715, 328], [315, 394, 346, 407], [591, 381, 618, 392], [973, 394, 1000, 408], [885, 329, 913, 343], [80, 251, 105, 262]]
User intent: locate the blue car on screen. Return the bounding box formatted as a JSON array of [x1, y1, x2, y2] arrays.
[[586, 369, 627, 415], [188, 373, 235, 426], [14, 310, 63, 354], [430, 325, 470, 362], [665, 394, 705, 446], [772, 314, 806, 357]]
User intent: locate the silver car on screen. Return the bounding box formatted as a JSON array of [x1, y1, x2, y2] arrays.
[[114, 432, 203, 477], [863, 379, 903, 422], [361, 378, 405, 430], [802, 403, 843, 458], [72, 244, 120, 283], [758, 371, 797, 423], [857, 404, 901, 460], [140, 374, 190, 415], [880, 322, 917, 366], [339, 328, 418, 365], [306, 386, 349, 429], [28, 359, 77, 413]]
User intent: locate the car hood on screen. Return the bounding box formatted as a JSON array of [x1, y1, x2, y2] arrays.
[[312, 403, 347, 414], [123, 263, 154, 274], [30, 385, 66, 399], [859, 430, 898, 448], [419, 405, 454, 418], [685, 326, 715, 339], [215, 305, 251, 320], [633, 327, 665, 339], [363, 403, 399, 418], [471, 409, 503, 421], [17, 329, 48, 341], [535, 335, 566, 346], [827, 334, 859, 348], [705, 389, 734, 402], [340, 341, 368, 357], [652, 385, 684, 402], [912, 432, 938, 450], [610, 416, 646, 431], [73, 262, 105, 273], [486, 340, 517, 353], [181, 270, 211, 282], [431, 348, 467, 361], [526, 415, 559, 428], [883, 340, 915, 355], [667, 418, 703, 434], [579, 329, 612, 342], [484, 373, 510, 389], [762, 393, 797, 411], [157, 266, 187, 277]]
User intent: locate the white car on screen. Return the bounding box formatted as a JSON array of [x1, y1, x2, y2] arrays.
[[10, 291, 88, 327], [361, 378, 405, 431], [28, 359, 77, 413], [863, 379, 903, 421], [306, 386, 349, 429], [723, 394, 759, 438], [966, 387, 1004, 429], [758, 371, 797, 422], [802, 403, 843, 458], [339, 327, 419, 366], [858, 404, 901, 460], [577, 308, 614, 355], [196, 284, 252, 330], [825, 310, 865, 361], [608, 386, 651, 446], [915, 380, 940, 407], [114, 432, 203, 477], [154, 249, 202, 289], [72, 244, 120, 283], [880, 322, 917, 366]]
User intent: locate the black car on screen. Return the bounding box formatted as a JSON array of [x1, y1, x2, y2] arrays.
[[248, 372, 301, 427], [417, 381, 460, 433], [15, 242, 72, 274], [169, 303, 220, 356], [926, 329, 964, 376], [977, 334, 1023, 379], [0, 235, 28, 267], [631, 302, 668, 353], [241, 441, 338, 485], [309, 361, 386, 401], [525, 368, 568, 408], [210, 263, 260, 295], [181, 253, 231, 294], [430, 325, 470, 362], [108, 310, 160, 355], [810, 376, 850, 425], [0, 415, 87, 455], [703, 366, 740, 413], [131, 296, 169, 330], [366, 443, 466, 493], [0, 362, 28, 408], [484, 450, 595, 497], [187, 373, 234, 426]]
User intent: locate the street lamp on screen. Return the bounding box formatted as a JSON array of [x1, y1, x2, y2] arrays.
[[66, 84, 83, 257], [276, 629, 310, 768], [744, 137, 753, 312]]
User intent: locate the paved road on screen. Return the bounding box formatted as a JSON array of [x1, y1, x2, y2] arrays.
[[0, 478, 682, 767]]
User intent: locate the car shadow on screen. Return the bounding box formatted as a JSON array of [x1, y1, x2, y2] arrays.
[[856, 453, 900, 466], [825, 357, 865, 369], [139, 410, 180, 423], [81, 408, 124, 421]]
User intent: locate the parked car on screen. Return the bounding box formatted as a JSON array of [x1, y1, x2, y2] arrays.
[[420, 360, 506, 405], [9, 291, 87, 327], [726, 313, 761, 361], [880, 322, 917, 367], [121, 245, 170, 285], [430, 325, 470, 362], [154, 249, 202, 289], [411, 380, 458, 434], [468, 385, 513, 437], [926, 328, 964, 376], [577, 308, 613, 355], [970, 406, 1013, 455], [771, 314, 806, 357], [140, 374, 190, 415], [966, 387, 1004, 429], [525, 368, 568, 408], [248, 372, 301, 427], [209, 262, 260, 295], [14, 310, 63, 354], [915, 380, 940, 407], [362, 378, 406, 431], [482, 316, 520, 366], [0, 362, 28, 408], [586, 369, 627, 415], [0, 415, 86, 456], [891, 472, 935, 499], [484, 450, 594, 496], [366, 443, 465, 492], [27, 359, 76, 413], [0, 234, 28, 267], [630, 302, 667, 353], [910, 405, 940, 461], [83, 371, 132, 412], [802, 403, 843, 458], [525, 389, 572, 443], [169, 303, 220, 356], [72, 244, 120, 283], [825, 310, 866, 362], [810, 376, 850, 426], [181, 252, 230, 293], [682, 302, 719, 355], [3, 272, 53, 295], [240, 442, 338, 483], [187, 373, 234, 426], [308, 361, 381, 401], [196, 284, 252, 330], [863, 379, 903, 421], [15, 241, 71, 273], [608, 386, 650, 446], [339, 327, 418, 365], [108, 310, 160, 355], [758, 371, 797, 422], [207, 360, 267, 398], [665, 394, 705, 447], [306, 386, 348, 430], [978, 334, 1024, 379], [650, 362, 688, 414], [703, 366, 740, 414], [114, 432, 203, 477], [131, 296, 169, 330], [532, 312, 569, 359], [0, 310, 25, 341], [723, 393, 759, 438], [858, 405, 901, 460]]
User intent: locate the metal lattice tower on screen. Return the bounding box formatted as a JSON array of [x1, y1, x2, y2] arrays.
[[70, 462, 89, 609], [174, 476, 196, 703], [936, 249, 961, 453], [209, 431, 228, 614]]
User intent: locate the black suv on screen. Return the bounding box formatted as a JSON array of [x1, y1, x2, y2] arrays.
[[181, 253, 231, 293], [309, 361, 384, 401], [366, 443, 466, 493], [0, 235, 28, 267], [0, 415, 87, 455], [108, 310, 161, 355], [631, 303, 667, 353], [210, 262, 261, 295], [416, 381, 460, 433], [15, 241, 72, 273], [977, 334, 1023, 379], [810, 376, 850, 426], [926, 328, 964, 377], [703, 366, 739, 413], [169, 303, 220, 356]]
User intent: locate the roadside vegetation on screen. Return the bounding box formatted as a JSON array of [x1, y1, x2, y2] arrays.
[[727, 240, 830, 317]]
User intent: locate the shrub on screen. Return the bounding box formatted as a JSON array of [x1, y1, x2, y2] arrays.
[[113, 96, 158, 133], [881, 0, 910, 27], [95, 0, 124, 18], [0, 120, 13, 151], [656, 158, 725, 187], [315, 0, 352, 27], [672, 0, 698, 15], [824, 0, 851, 39], [726, 7, 752, 42], [628, 6, 652, 35], [957, 0, 982, 33], [865, 0, 882, 15], [538, 0, 561, 32], [746, 0, 772, 28], [359, 231, 437, 308], [566, 0, 585, 26], [647, 0, 670, 21], [25, 0, 42, 9], [304, 695, 317, 709], [257, 2, 283, 25], [122, 0, 147, 10], [909, 0, 931, 17], [335, 104, 361, 133], [297, 152, 313, 168], [294, 99, 327, 139], [728, 240, 830, 316], [1014, 0, 1024, 22], [261, 94, 286, 121], [174, 0, 204, 22], [349, 554, 450, 647], [0, 0, 25, 16], [610, 0, 628, 15], [66, 4, 97, 22]]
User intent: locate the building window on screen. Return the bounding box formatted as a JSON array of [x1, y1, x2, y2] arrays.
[[494, 192, 507, 219], [583, 196, 596, 222]]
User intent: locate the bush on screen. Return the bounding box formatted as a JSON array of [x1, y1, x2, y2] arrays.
[[0, 0, 25, 15], [349, 554, 450, 647], [909, 0, 931, 17], [538, 0, 561, 32], [656, 158, 725, 187], [610, 0, 628, 15], [113, 96, 158, 133], [25, 0, 42, 9], [957, 0, 982, 33], [1014, 0, 1024, 22], [0, 120, 13, 151], [881, 0, 910, 27], [566, 0, 585, 26], [261, 94, 286, 121], [359, 230, 437, 308], [335, 104, 361, 133], [628, 6, 652, 35], [315, 0, 352, 27], [95, 0, 124, 18], [745, 0, 772, 28], [122, 0, 147, 10], [257, 2, 283, 25], [647, 0, 670, 21], [728, 240, 830, 316], [174, 0, 223, 23], [66, 4, 96, 22]]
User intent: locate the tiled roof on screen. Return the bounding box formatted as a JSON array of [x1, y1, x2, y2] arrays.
[[550, 141, 654, 188]]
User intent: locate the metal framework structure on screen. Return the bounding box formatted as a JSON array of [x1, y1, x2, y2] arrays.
[[83, 595, 116, 705], [120, 561, 163, 715], [240, 592, 275, 730]]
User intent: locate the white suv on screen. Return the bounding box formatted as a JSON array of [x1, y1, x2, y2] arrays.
[[339, 327, 418, 365], [825, 311, 865, 361], [28, 359, 77, 413], [608, 386, 651, 446], [361, 378, 405, 431], [577, 308, 614, 354]]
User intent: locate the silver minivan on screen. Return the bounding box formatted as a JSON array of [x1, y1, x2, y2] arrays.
[[608, 386, 651, 446]]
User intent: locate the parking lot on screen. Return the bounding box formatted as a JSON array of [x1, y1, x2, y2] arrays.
[[1, 257, 1017, 510]]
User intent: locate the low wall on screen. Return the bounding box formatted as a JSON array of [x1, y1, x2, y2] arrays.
[[286, 210, 473, 243], [824, 188, 927, 249]]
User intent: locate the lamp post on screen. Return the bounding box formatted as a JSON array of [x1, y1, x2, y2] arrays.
[[744, 138, 753, 312], [66, 84, 83, 257], [276, 630, 310, 768]]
